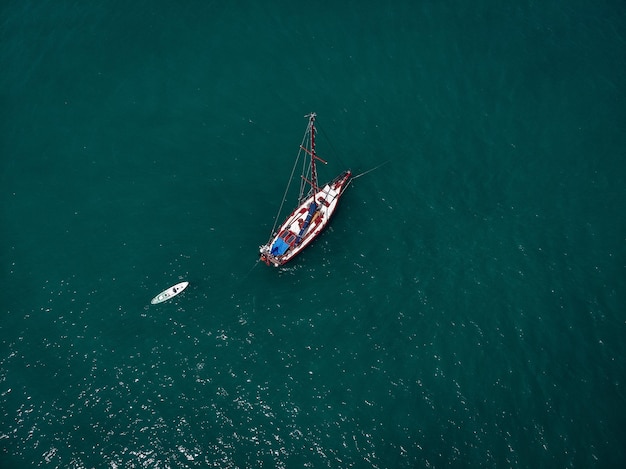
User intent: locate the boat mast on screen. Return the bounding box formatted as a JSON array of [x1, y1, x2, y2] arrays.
[[300, 113, 326, 200], [308, 113, 319, 196]]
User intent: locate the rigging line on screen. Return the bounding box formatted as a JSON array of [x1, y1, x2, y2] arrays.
[[316, 120, 349, 170], [268, 129, 310, 239], [298, 145, 310, 202]]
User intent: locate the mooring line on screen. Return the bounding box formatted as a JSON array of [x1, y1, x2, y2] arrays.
[[241, 259, 260, 281], [353, 160, 390, 179]]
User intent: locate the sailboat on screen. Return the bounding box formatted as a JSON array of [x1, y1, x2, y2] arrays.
[[259, 113, 351, 267]]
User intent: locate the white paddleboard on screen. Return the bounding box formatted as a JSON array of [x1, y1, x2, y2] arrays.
[[150, 281, 189, 304]]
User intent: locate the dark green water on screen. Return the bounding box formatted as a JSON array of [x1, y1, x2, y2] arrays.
[[2, 1, 625, 467]]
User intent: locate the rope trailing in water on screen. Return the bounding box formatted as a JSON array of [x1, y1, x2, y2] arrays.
[[354, 160, 390, 179], [346, 160, 390, 189]]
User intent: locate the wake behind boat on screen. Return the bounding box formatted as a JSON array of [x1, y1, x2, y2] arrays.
[[260, 113, 351, 267], [150, 281, 189, 304]]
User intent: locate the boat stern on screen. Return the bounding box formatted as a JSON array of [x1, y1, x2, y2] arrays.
[[259, 244, 281, 267]]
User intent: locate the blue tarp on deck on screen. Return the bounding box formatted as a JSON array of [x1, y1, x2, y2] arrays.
[[271, 237, 290, 256]]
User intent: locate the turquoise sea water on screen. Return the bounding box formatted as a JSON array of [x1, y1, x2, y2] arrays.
[[2, 1, 625, 467]]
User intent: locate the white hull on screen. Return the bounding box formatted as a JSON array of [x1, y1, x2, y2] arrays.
[[150, 281, 189, 304], [260, 171, 351, 267]]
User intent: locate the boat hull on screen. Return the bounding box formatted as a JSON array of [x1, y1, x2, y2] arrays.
[[150, 281, 189, 304], [260, 170, 351, 267]]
